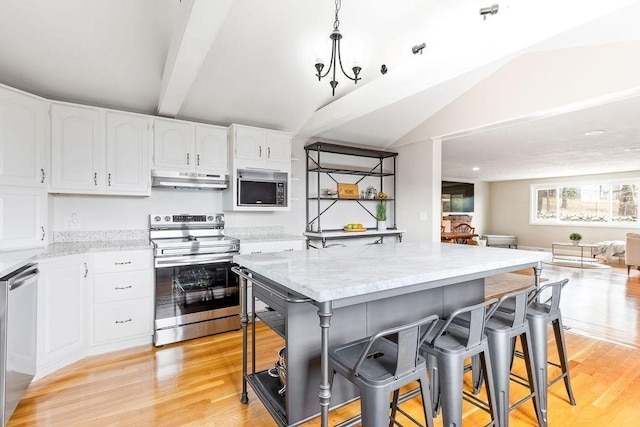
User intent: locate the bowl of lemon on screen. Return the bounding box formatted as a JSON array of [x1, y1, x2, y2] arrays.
[[344, 223, 366, 232]]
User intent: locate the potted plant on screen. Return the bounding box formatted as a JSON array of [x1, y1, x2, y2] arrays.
[[569, 232, 582, 245], [376, 191, 388, 230]]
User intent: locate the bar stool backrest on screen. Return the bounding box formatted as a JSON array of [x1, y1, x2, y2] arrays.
[[428, 299, 497, 349], [352, 314, 439, 378], [489, 285, 536, 328], [527, 278, 569, 315]]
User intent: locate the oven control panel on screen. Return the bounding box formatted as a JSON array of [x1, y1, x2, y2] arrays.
[[150, 213, 224, 226]]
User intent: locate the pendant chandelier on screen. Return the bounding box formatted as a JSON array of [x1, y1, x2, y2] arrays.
[[314, 0, 361, 96]]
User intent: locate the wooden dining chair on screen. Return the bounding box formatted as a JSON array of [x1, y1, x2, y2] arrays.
[[451, 223, 475, 244]]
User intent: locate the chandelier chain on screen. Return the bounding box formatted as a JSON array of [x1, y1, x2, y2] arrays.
[[333, 0, 341, 30]]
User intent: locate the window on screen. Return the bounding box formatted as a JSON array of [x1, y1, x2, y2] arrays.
[[531, 180, 639, 226]]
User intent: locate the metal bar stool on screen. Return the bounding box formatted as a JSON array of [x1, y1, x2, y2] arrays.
[[516, 279, 577, 422], [419, 300, 500, 427], [329, 314, 439, 427], [459, 286, 546, 427]]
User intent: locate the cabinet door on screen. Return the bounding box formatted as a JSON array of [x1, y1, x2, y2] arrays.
[[0, 187, 47, 250], [265, 131, 291, 164], [37, 256, 87, 374], [50, 104, 104, 192], [0, 87, 47, 188], [105, 112, 150, 195], [195, 124, 228, 173], [234, 125, 265, 162], [153, 119, 194, 170]]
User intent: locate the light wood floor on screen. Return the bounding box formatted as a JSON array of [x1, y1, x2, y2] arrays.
[[8, 263, 640, 426]]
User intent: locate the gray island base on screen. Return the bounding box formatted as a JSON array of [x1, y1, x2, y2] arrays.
[[233, 242, 549, 426]]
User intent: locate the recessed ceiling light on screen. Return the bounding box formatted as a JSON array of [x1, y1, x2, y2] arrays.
[[472, 167, 480, 171], [624, 147, 640, 152], [584, 130, 604, 136]]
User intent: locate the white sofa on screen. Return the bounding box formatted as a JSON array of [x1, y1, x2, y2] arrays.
[[626, 233, 640, 275]]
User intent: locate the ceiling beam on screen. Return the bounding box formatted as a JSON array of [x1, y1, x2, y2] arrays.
[[157, 0, 234, 117]]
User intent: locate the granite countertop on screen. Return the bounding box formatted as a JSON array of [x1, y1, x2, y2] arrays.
[[0, 239, 152, 278], [233, 242, 550, 303], [232, 233, 304, 243]]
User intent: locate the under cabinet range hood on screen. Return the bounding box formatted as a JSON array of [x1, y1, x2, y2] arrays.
[[151, 170, 227, 190]]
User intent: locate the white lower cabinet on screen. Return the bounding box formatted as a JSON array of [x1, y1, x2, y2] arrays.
[[35, 249, 153, 379], [90, 249, 153, 352], [36, 254, 89, 379], [239, 239, 305, 314]]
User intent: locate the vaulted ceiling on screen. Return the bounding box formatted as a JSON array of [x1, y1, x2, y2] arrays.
[[1, 0, 639, 181]]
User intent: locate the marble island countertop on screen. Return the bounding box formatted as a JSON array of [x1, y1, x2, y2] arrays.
[[234, 242, 551, 303]]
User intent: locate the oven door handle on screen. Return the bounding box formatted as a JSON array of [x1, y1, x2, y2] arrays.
[[155, 254, 234, 268]]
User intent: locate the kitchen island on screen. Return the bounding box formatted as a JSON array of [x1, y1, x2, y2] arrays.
[[233, 242, 549, 426]]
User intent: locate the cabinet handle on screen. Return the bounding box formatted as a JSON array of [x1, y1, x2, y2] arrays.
[[40, 168, 45, 184], [115, 261, 132, 265], [94, 172, 98, 186], [186, 153, 190, 165], [108, 173, 111, 187], [268, 147, 271, 158], [259, 146, 262, 158], [115, 319, 132, 324], [115, 285, 132, 290], [83, 263, 88, 278], [41, 226, 46, 241], [197, 154, 200, 166]]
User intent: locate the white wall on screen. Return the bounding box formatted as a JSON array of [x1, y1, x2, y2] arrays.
[[397, 139, 441, 242], [489, 170, 640, 249]]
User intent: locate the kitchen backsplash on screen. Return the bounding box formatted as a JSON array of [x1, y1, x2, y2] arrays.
[[53, 229, 148, 243]]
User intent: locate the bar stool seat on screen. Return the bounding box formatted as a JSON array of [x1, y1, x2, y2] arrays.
[[329, 314, 439, 427], [419, 300, 499, 427]]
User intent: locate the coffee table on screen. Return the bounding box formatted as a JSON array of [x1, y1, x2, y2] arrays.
[[552, 242, 598, 267]]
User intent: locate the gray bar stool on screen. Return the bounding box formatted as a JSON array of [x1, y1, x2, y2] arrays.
[[329, 314, 439, 427], [459, 286, 545, 427], [518, 279, 577, 422], [419, 300, 499, 427]]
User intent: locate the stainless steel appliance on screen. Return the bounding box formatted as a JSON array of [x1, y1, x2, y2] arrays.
[[150, 213, 240, 346], [1, 263, 38, 426], [237, 169, 287, 207], [151, 170, 227, 190]]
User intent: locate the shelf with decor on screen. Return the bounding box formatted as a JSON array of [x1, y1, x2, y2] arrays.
[[304, 142, 404, 247]]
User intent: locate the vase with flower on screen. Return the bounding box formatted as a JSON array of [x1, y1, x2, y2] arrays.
[[376, 191, 388, 230]]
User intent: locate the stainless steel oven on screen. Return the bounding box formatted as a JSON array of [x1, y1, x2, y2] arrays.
[[150, 213, 240, 347]]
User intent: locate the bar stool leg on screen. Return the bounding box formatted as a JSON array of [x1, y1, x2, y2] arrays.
[[438, 355, 465, 427], [360, 386, 393, 427], [480, 349, 500, 426], [520, 330, 546, 427], [487, 332, 512, 427], [527, 316, 548, 425], [426, 353, 440, 416], [552, 317, 577, 405]]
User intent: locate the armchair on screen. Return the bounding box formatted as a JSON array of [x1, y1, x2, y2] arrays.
[[625, 233, 640, 275]]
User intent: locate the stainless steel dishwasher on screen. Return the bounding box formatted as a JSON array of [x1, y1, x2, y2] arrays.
[[0, 263, 38, 426]]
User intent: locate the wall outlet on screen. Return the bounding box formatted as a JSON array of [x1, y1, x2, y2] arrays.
[[64, 212, 81, 229]]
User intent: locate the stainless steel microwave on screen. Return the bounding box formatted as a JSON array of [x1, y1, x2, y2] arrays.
[[237, 169, 287, 207]]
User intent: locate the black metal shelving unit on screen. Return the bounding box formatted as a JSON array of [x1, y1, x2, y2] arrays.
[[304, 142, 398, 234]]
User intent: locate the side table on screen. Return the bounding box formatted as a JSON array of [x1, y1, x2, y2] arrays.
[[551, 242, 598, 267]]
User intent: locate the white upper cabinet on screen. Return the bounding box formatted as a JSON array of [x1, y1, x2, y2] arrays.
[[50, 104, 150, 196], [0, 186, 48, 250], [153, 119, 228, 174], [50, 104, 104, 193], [229, 124, 291, 172], [105, 112, 151, 194], [0, 86, 47, 188], [152, 118, 193, 170], [195, 124, 228, 173]]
